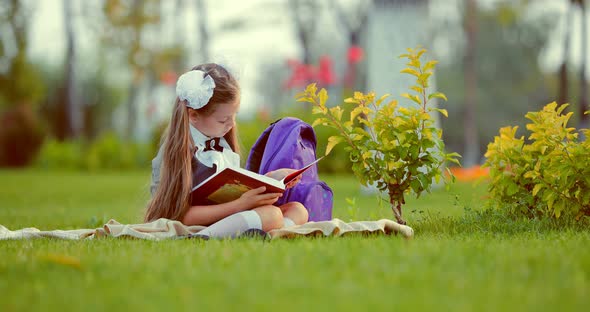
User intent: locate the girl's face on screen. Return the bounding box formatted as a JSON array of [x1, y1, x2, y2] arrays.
[[190, 100, 239, 138]]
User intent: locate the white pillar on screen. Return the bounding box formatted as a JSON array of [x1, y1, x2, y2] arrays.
[[366, 0, 439, 126]]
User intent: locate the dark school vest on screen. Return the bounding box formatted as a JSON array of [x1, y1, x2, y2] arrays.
[[190, 155, 218, 205]]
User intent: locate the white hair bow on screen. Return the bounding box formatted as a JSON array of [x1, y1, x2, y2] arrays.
[[175, 70, 216, 109]]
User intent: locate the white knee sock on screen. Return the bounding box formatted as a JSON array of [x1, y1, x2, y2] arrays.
[[197, 210, 262, 239], [283, 217, 295, 228]]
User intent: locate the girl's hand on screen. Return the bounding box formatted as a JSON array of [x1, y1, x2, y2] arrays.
[[265, 169, 301, 189], [284, 176, 301, 189], [264, 169, 291, 180], [237, 186, 281, 210]]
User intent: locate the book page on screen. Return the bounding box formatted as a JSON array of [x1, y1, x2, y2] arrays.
[[193, 165, 284, 192], [207, 182, 252, 204], [191, 158, 324, 205], [229, 166, 285, 189]]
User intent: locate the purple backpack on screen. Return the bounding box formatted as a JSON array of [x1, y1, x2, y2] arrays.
[[246, 117, 333, 221]]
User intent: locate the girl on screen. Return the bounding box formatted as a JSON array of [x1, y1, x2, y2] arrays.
[[145, 63, 308, 238]]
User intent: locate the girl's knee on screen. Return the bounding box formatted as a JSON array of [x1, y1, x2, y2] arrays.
[[253, 205, 284, 231], [283, 201, 308, 225]]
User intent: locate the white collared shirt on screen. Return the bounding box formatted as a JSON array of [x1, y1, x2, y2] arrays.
[[150, 125, 240, 196], [189, 125, 240, 170]]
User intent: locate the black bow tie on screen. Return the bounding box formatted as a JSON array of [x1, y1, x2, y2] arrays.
[[203, 137, 223, 152]]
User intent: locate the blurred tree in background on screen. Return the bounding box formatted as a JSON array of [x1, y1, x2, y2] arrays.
[[0, 0, 45, 167], [288, 0, 318, 66], [572, 0, 588, 131], [438, 0, 559, 162], [0, 0, 46, 108], [62, 0, 82, 139], [557, 0, 589, 133], [102, 0, 162, 140], [462, 0, 479, 167], [330, 0, 369, 92]]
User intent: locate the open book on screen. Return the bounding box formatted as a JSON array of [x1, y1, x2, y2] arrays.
[[191, 157, 324, 205]]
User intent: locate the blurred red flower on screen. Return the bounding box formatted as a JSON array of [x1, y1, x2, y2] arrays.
[[317, 56, 335, 86], [347, 45, 364, 64], [160, 71, 177, 86]]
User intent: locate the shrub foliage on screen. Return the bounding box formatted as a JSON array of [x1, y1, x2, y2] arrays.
[[296, 48, 460, 224], [484, 102, 590, 220]]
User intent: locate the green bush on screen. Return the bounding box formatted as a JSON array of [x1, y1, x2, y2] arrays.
[[35, 132, 153, 171], [483, 102, 590, 220], [35, 138, 84, 170], [85, 132, 150, 171]]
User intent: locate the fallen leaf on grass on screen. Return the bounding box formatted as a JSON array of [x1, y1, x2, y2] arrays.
[[39, 253, 82, 270]]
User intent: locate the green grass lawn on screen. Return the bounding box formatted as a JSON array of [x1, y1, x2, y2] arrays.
[[1, 169, 589, 311]]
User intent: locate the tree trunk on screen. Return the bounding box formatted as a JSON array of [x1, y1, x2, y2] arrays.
[[463, 0, 479, 166], [330, 0, 369, 90], [388, 183, 406, 225], [63, 0, 82, 139], [289, 0, 316, 65], [195, 0, 210, 61], [559, 2, 573, 106], [578, 0, 589, 134], [173, 0, 185, 71], [124, 0, 142, 141]]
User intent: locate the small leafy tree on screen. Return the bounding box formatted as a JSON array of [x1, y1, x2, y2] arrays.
[[484, 102, 590, 220], [296, 48, 460, 224]]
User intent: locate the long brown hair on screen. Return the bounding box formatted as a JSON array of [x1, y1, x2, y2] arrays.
[[145, 63, 240, 222]]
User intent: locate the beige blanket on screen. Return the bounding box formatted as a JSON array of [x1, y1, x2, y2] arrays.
[[0, 218, 413, 240]]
